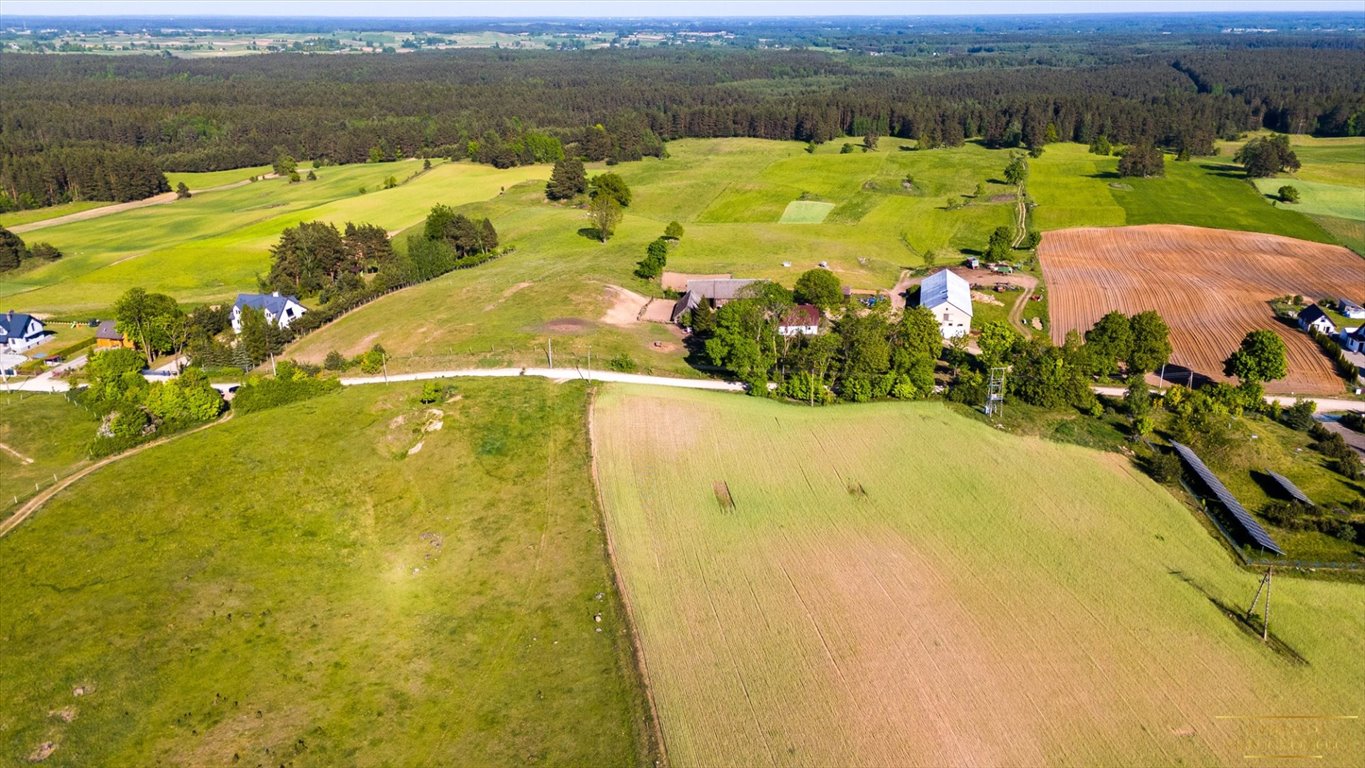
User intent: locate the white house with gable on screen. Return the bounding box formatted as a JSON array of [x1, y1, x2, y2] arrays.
[[0, 310, 47, 352], [919, 269, 973, 339], [231, 292, 307, 334]]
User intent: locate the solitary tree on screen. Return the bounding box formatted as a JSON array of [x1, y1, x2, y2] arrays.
[[1278, 185, 1300, 203], [588, 195, 623, 242], [794, 268, 842, 311], [986, 226, 1012, 261], [664, 220, 684, 240], [1003, 155, 1028, 187], [1089, 135, 1112, 156], [1235, 134, 1300, 178], [546, 157, 587, 200], [589, 172, 631, 207], [272, 152, 297, 177], [175, 182, 191, 199], [862, 131, 879, 151], [1127, 310, 1172, 374], [1225, 330, 1288, 384], [0, 226, 29, 271], [1117, 143, 1165, 178]]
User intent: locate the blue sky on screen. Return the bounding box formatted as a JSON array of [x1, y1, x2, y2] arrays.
[[5, 0, 1363, 17]]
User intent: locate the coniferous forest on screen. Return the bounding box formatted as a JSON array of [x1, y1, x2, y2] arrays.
[[2, 17, 1362, 209]]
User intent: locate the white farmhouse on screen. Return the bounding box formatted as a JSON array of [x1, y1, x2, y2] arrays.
[[0, 310, 47, 352], [231, 292, 307, 334], [778, 304, 822, 337], [919, 269, 973, 339], [1297, 304, 1336, 336]]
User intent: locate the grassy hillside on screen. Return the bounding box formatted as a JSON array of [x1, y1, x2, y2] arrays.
[[592, 386, 1365, 767], [0, 394, 94, 511], [0, 380, 653, 767], [0, 202, 110, 229], [0, 159, 547, 314], [1030, 143, 1336, 243]]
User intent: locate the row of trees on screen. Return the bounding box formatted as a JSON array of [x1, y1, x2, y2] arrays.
[[0, 146, 169, 211]]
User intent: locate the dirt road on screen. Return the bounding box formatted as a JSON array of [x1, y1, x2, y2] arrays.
[[0, 411, 232, 538]]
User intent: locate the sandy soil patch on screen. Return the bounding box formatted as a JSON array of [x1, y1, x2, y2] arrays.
[[971, 291, 1005, 306], [600, 284, 651, 326], [1040, 224, 1365, 394], [542, 318, 595, 333]]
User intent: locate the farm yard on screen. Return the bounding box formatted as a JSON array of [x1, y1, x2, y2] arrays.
[[1039, 225, 1365, 394], [0, 381, 655, 766], [590, 386, 1365, 768]]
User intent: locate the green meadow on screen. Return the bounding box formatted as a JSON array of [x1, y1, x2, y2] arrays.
[[1029, 142, 1337, 242], [0, 394, 95, 511], [0, 380, 654, 766], [1, 159, 547, 314], [1252, 178, 1365, 222], [592, 386, 1365, 766], [0, 202, 109, 229], [165, 163, 279, 191]]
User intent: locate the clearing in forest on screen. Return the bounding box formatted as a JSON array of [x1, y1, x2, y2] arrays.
[[590, 386, 1365, 767], [1039, 224, 1365, 394], [778, 200, 836, 223]]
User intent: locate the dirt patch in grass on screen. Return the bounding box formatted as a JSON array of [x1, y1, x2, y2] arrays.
[[600, 284, 651, 327], [483, 280, 534, 311], [988, 194, 1017, 203], [542, 318, 595, 333], [661, 271, 731, 292]]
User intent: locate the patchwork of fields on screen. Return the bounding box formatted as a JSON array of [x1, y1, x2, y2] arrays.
[[591, 386, 1365, 767], [0, 381, 654, 766], [1040, 225, 1365, 394]]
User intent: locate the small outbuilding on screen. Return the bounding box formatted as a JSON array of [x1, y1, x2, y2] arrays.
[[1340, 325, 1365, 354], [919, 269, 973, 339], [1297, 304, 1336, 335], [94, 320, 133, 351], [231, 292, 307, 334]]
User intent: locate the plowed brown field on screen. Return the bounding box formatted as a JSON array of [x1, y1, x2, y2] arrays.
[[1039, 225, 1365, 394]]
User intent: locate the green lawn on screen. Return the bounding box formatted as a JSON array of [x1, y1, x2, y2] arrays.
[[165, 163, 278, 191], [0, 202, 110, 229], [1, 159, 546, 314], [777, 200, 836, 223], [1029, 143, 1334, 243], [0, 394, 94, 511], [1252, 178, 1365, 222], [592, 386, 1365, 766], [0, 380, 654, 766]]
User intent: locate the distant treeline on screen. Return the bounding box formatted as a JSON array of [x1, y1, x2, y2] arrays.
[[1, 44, 1361, 208]]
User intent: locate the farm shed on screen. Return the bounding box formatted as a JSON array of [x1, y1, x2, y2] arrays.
[[94, 320, 133, 350], [778, 304, 822, 337], [919, 269, 973, 339], [231, 292, 307, 334], [1338, 298, 1365, 320], [671, 279, 757, 324], [1296, 305, 1336, 335]]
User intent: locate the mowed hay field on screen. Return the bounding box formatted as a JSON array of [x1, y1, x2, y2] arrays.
[[1040, 225, 1365, 394], [591, 386, 1365, 767], [0, 380, 654, 766]]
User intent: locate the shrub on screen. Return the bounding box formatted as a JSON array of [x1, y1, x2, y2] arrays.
[[30, 242, 63, 261], [232, 373, 341, 414], [664, 221, 684, 240], [607, 353, 637, 373], [1282, 398, 1316, 431], [1277, 185, 1300, 203], [1143, 450, 1183, 484], [419, 380, 454, 404], [323, 350, 350, 371]]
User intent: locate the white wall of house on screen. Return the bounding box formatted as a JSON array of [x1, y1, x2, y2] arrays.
[[928, 302, 971, 339], [778, 324, 820, 337], [1300, 315, 1336, 335], [230, 298, 306, 334], [1, 319, 46, 352]]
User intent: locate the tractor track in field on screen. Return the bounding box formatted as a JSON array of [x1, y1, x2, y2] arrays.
[[0, 411, 232, 538]]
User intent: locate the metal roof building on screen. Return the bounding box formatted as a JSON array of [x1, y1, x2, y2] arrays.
[[919, 270, 973, 318]]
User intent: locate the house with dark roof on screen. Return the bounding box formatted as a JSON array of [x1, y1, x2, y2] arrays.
[[1297, 304, 1336, 335], [0, 311, 46, 352], [1339, 298, 1365, 320], [919, 269, 973, 339], [231, 292, 307, 334], [94, 320, 133, 351], [671, 279, 758, 324], [1340, 325, 1365, 354], [778, 304, 822, 337]]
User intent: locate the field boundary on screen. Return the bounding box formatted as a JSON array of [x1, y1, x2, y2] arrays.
[[585, 387, 670, 768]]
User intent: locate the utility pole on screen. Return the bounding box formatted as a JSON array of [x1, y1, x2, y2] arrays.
[[547, 339, 553, 368], [1246, 566, 1274, 642], [270, 352, 277, 376], [382, 353, 389, 383]]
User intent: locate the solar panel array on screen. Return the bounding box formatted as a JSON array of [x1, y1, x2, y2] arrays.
[[1170, 442, 1285, 555], [1266, 469, 1314, 506]]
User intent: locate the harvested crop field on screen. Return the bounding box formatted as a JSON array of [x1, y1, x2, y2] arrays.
[[590, 387, 1365, 767], [1039, 225, 1365, 393]]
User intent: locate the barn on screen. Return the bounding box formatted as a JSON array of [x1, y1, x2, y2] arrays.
[[919, 270, 973, 339]]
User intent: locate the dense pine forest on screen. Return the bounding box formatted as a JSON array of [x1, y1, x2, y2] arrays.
[[2, 18, 1362, 209]]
